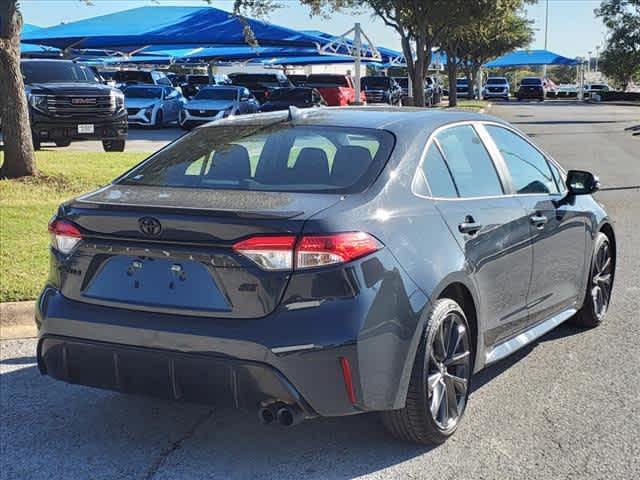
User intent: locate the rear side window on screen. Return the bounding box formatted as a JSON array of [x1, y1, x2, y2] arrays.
[[421, 143, 457, 198], [118, 125, 394, 194], [486, 125, 559, 194], [435, 125, 503, 198]]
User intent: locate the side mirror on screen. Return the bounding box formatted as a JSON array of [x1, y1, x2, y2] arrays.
[[566, 169, 600, 195]]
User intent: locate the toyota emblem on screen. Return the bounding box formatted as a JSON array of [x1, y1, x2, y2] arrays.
[[138, 217, 162, 237]]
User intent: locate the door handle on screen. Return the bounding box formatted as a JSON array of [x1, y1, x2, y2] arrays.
[[529, 214, 548, 229], [458, 216, 482, 235]]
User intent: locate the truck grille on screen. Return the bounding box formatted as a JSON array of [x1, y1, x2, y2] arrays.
[[364, 89, 386, 103], [487, 87, 505, 93], [46, 95, 116, 118]]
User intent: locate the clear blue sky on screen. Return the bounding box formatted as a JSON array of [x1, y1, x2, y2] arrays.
[[21, 0, 607, 59]]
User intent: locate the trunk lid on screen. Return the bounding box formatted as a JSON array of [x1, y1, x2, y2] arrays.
[[58, 184, 342, 318]]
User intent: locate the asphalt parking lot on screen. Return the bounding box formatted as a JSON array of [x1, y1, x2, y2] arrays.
[[1, 101, 639, 480]]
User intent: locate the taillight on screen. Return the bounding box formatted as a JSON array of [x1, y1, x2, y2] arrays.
[[232, 235, 296, 271], [232, 232, 382, 271], [48, 218, 82, 254]]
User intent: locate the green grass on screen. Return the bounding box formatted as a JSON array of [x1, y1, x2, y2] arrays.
[[443, 99, 491, 111], [0, 150, 148, 302]]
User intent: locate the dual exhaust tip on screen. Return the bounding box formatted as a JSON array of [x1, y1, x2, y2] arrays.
[[258, 402, 303, 427]]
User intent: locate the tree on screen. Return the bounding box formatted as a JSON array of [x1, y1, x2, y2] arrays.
[[0, 0, 38, 178], [599, 44, 640, 90], [596, 0, 640, 90]]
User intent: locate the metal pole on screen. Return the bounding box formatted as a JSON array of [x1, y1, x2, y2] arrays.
[[542, 0, 549, 79], [353, 22, 362, 106]]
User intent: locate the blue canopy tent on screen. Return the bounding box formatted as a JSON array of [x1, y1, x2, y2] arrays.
[[21, 6, 337, 53], [484, 49, 578, 68], [21, 24, 61, 57]]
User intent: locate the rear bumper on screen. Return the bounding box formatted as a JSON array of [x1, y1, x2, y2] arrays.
[[38, 335, 316, 417], [36, 246, 427, 417]]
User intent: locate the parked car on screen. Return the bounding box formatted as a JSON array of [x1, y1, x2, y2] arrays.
[[124, 85, 183, 128], [259, 87, 327, 112], [112, 70, 172, 90], [228, 72, 292, 103], [21, 59, 127, 151], [584, 83, 611, 100], [302, 74, 365, 106], [483, 77, 510, 100], [516, 77, 545, 101], [166, 73, 186, 88], [393, 77, 441, 106], [178, 85, 259, 129], [180, 74, 231, 100], [36, 108, 616, 444], [455, 78, 477, 100], [554, 84, 578, 98], [361, 76, 403, 105]]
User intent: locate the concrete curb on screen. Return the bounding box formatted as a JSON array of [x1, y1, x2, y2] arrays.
[[0, 301, 37, 340]]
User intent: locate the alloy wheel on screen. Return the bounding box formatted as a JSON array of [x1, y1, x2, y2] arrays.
[[591, 239, 612, 319], [427, 312, 471, 430]]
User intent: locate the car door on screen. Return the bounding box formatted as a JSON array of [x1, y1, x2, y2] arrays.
[[427, 124, 534, 346], [482, 124, 588, 325]]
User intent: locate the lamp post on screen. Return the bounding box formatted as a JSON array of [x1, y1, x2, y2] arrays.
[[594, 45, 600, 74], [542, 0, 549, 79]]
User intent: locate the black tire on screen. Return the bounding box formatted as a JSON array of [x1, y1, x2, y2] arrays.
[[570, 232, 614, 328], [54, 139, 71, 147], [102, 139, 126, 152], [32, 134, 41, 151], [382, 298, 473, 444]]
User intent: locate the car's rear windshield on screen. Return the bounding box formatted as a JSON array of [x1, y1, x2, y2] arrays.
[[305, 75, 349, 87], [113, 71, 153, 83], [521, 78, 542, 85], [22, 62, 99, 84], [195, 88, 237, 100], [362, 77, 391, 88], [118, 124, 395, 194], [487, 78, 507, 85], [124, 86, 162, 99]]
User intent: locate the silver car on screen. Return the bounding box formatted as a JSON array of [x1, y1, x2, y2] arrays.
[[483, 77, 510, 100], [124, 85, 184, 128], [179, 86, 259, 130]]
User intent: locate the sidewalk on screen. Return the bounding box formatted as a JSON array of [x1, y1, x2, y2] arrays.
[[0, 301, 37, 339]]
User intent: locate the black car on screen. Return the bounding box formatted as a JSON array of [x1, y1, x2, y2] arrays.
[[228, 72, 293, 103], [180, 74, 231, 100], [394, 77, 442, 106], [259, 87, 327, 112], [38, 108, 615, 445], [517, 77, 545, 101], [361, 76, 403, 105], [286, 74, 309, 87], [21, 59, 127, 151]]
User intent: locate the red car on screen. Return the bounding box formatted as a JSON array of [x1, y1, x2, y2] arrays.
[[302, 74, 365, 106]]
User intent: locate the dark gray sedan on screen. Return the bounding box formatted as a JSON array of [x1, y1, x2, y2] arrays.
[[37, 107, 615, 444]]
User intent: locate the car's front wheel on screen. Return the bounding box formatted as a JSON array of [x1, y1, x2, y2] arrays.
[[570, 232, 614, 328], [102, 139, 126, 152], [382, 298, 473, 444]]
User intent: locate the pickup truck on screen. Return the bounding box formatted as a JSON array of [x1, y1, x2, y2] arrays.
[[21, 59, 127, 151], [300, 74, 365, 106]]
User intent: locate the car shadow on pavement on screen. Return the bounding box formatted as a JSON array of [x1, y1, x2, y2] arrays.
[[1, 324, 586, 480]]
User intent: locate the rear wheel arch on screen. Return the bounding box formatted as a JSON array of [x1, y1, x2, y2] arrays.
[[438, 282, 478, 370]]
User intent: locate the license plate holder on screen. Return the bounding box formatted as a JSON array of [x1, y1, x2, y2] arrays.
[[78, 124, 94, 134]]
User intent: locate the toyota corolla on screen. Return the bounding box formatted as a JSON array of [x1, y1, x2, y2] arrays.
[[37, 107, 615, 444]]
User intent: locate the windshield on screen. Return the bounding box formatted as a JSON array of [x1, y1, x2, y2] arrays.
[[362, 77, 391, 88], [194, 88, 237, 101], [456, 78, 469, 85], [113, 71, 153, 83], [118, 124, 394, 194], [395, 78, 408, 88], [521, 78, 542, 85], [267, 88, 311, 101], [124, 87, 162, 99], [22, 62, 99, 84], [487, 78, 507, 85], [305, 75, 349, 87]]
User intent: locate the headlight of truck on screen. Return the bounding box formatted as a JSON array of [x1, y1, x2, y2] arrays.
[[110, 90, 125, 110], [28, 94, 48, 112]]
